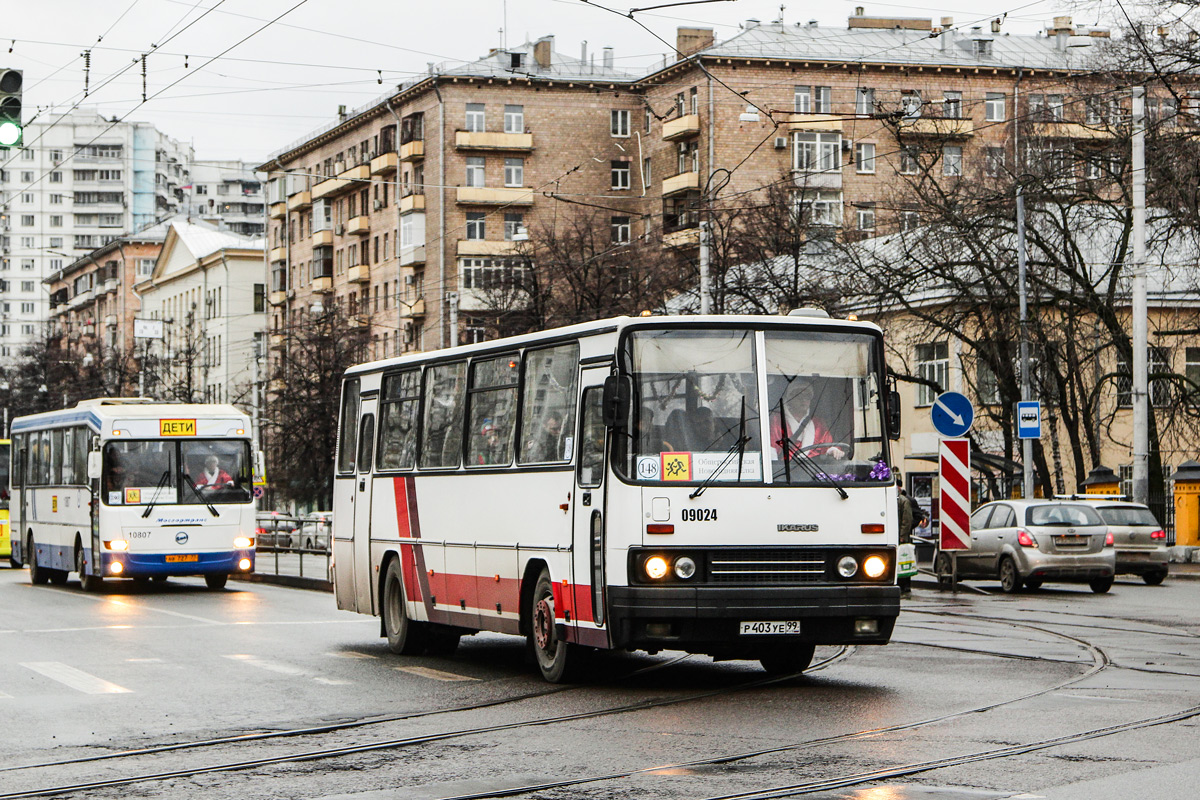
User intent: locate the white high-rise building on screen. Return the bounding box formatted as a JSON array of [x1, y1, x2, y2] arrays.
[[0, 108, 193, 358], [184, 160, 265, 237]]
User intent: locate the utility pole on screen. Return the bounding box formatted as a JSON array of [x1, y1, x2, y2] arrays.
[[446, 292, 459, 347], [698, 220, 710, 314], [1131, 86, 1149, 504], [1016, 186, 1033, 500]]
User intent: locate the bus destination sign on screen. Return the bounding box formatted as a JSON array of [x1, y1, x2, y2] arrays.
[[160, 419, 196, 436]]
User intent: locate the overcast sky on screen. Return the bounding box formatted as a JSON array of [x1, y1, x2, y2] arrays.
[[8, 0, 1120, 165]]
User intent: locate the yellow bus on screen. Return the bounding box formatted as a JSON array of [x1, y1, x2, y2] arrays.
[[1, 439, 10, 563]]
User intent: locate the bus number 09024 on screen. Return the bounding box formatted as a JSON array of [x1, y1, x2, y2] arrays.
[[681, 508, 717, 522]]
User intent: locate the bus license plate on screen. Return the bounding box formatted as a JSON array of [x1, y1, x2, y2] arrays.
[[165, 555, 199, 563], [740, 621, 801, 635]]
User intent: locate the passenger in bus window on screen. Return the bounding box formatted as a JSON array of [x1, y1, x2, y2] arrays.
[[526, 411, 563, 462], [770, 379, 847, 460], [105, 456, 128, 493], [193, 455, 235, 491], [476, 422, 503, 465], [638, 406, 671, 454]]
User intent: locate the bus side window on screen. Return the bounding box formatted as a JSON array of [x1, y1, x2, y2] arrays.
[[74, 427, 89, 485], [518, 343, 579, 465], [421, 361, 466, 469], [61, 428, 74, 484], [337, 378, 361, 474], [577, 388, 605, 489], [377, 371, 419, 471]]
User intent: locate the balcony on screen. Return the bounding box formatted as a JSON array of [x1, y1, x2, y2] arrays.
[[782, 113, 845, 132], [70, 289, 94, 309], [348, 316, 369, 329], [457, 240, 523, 256], [371, 152, 398, 175], [269, 290, 288, 306], [269, 202, 287, 219], [662, 227, 701, 248], [454, 131, 534, 151], [404, 296, 426, 318], [269, 333, 285, 349], [269, 246, 288, 262], [311, 230, 334, 247], [399, 244, 426, 266], [662, 114, 701, 141], [286, 190, 311, 211], [897, 117, 974, 138], [399, 140, 425, 162], [792, 168, 842, 190], [348, 264, 370, 283], [456, 186, 534, 205], [1031, 121, 1115, 141], [312, 276, 333, 293], [102, 278, 118, 294], [662, 171, 701, 197], [346, 215, 370, 236], [312, 164, 368, 200], [399, 193, 425, 214]]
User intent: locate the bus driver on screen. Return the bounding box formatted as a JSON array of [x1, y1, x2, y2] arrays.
[[770, 379, 847, 460], [194, 455, 235, 492]]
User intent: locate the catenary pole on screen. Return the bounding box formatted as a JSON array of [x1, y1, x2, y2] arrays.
[[1132, 86, 1149, 504]]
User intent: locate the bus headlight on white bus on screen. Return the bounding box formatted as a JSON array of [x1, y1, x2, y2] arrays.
[[836, 556, 859, 578], [673, 556, 697, 579], [863, 555, 888, 579], [238, 558, 252, 571], [643, 556, 670, 580], [104, 540, 128, 551], [234, 537, 253, 549]]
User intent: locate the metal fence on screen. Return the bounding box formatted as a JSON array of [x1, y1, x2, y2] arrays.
[[254, 514, 332, 581]]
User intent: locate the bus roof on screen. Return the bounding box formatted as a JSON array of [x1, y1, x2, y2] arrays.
[[11, 400, 250, 434], [345, 314, 884, 377]]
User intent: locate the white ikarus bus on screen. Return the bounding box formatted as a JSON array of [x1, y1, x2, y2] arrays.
[[10, 399, 258, 590], [333, 314, 902, 681]]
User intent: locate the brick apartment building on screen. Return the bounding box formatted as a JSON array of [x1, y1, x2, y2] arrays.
[[258, 12, 1166, 354]]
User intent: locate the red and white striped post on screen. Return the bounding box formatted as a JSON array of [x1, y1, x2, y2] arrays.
[[939, 438, 971, 553]]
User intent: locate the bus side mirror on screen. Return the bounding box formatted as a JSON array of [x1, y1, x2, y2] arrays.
[[87, 451, 102, 480], [255, 450, 266, 478], [888, 390, 902, 441], [601, 375, 631, 428]]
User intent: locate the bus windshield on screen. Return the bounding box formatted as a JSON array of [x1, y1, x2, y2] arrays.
[[0, 440, 9, 509], [103, 439, 252, 506], [619, 327, 890, 486]]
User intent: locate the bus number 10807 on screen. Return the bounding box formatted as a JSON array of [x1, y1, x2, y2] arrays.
[[680, 508, 718, 522]]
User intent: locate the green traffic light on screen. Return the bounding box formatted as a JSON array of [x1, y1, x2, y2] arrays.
[[0, 121, 19, 146]]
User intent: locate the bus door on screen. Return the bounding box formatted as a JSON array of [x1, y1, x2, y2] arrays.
[[16, 439, 27, 561], [352, 399, 377, 613], [572, 368, 610, 634]]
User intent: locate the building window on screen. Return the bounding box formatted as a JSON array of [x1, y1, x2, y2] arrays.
[[676, 141, 698, 174], [503, 212, 524, 241], [49, 237, 62, 248], [985, 147, 1006, 177], [855, 204, 875, 232], [611, 109, 630, 137], [795, 191, 842, 227], [642, 157, 651, 188], [793, 86, 811, 113], [465, 103, 485, 132], [611, 161, 631, 190], [50, 215, 63, 227], [689, 86, 699, 115], [253, 284, 266, 313], [899, 146, 920, 175], [20, 259, 34, 271], [611, 216, 631, 244], [855, 142, 875, 173], [504, 157, 524, 187], [504, 104, 524, 134], [49, 194, 63, 204], [856, 88, 875, 116], [466, 212, 486, 240], [138, 258, 155, 277], [794, 132, 840, 172], [459, 257, 528, 290], [976, 359, 1000, 405], [20, 215, 33, 226], [943, 145, 963, 176], [900, 210, 920, 231], [20, 280, 35, 292], [1117, 347, 1172, 408], [985, 92, 1005, 122], [1029, 94, 1064, 121], [943, 91, 962, 119], [465, 157, 486, 187], [915, 342, 949, 406], [20, 302, 35, 315], [900, 91, 922, 117], [49, 171, 62, 183]]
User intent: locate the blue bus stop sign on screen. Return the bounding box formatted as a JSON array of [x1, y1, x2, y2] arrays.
[[931, 391, 974, 438], [1016, 400, 1042, 439]]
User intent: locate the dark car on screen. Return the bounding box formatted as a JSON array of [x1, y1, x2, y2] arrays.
[[255, 513, 297, 550]]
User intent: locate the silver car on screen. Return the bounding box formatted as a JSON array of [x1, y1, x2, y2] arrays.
[[935, 500, 1116, 594], [1080, 500, 1169, 585]]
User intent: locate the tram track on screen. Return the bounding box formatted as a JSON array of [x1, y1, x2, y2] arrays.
[[0, 649, 849, 799]]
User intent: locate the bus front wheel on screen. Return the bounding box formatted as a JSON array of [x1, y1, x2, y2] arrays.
[[77, 543, 103, 592], [527, 567, 580, 683], [27, 536, 48, 586], [205, 573, 228, 590], [760, 644, 816, 676], [382, 558, 427, 655]]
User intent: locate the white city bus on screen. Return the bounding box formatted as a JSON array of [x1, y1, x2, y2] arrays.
[[10, 399, 258, 590], [333, 314, 902, 681]]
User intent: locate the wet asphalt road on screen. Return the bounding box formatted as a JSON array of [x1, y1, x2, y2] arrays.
[[1, 565, 1199, 800]]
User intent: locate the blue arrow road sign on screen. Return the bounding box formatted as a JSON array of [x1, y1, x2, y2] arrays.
[[931, 391, 974, 437], [1016, 400, 1042, 439]]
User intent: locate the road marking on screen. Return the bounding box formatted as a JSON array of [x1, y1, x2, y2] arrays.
[[126, 658, 164, 663], [326, 651, 378, 659], [224, 654, 351, 685], [21, 662, 132, 694], [1062, 694, 1140, 703], [394, 665, 478, 682]]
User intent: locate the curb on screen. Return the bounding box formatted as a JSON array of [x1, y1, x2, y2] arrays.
[[232, 571, 332, 592]]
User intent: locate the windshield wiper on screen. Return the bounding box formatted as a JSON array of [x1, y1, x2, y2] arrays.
[[690, 399, 752, 500], [774, 398, 848, 500], [181, 471, 220, 518], [735, 398, 748, 485], [141, 470, 173, 519]]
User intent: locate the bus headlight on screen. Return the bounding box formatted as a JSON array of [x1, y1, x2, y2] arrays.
[[105, 540, 129, 551], [673, 556, 697, 579], [109, 561, 124, 575], [863, 555, 887, 579], [234, 537, 253, 549], [644, 556, 670, 580], [238, 558, 252, 571], [836, 556, 858, 578]]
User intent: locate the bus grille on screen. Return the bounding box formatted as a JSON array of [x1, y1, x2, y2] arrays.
[[707, 549, 827, 584]]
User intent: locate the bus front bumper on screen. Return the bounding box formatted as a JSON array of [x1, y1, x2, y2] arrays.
[[99, 549, 255, 577], [607, 585, 899, 652]]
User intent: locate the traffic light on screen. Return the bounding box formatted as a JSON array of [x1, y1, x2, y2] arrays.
[[0, 68, 22, 148]]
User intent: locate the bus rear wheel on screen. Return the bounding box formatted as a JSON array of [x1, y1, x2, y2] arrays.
[[77, 543, 103, 592], [382, 558, 427, 655], [760, 644, 816, 676], [527, 567, 580, 683], [205, 573, 228, 590], [27, 536, 48, 585]]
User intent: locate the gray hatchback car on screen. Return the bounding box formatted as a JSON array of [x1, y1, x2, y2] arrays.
[[935, 500, 1116, 594], [1079, 500, 1169, 585]]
